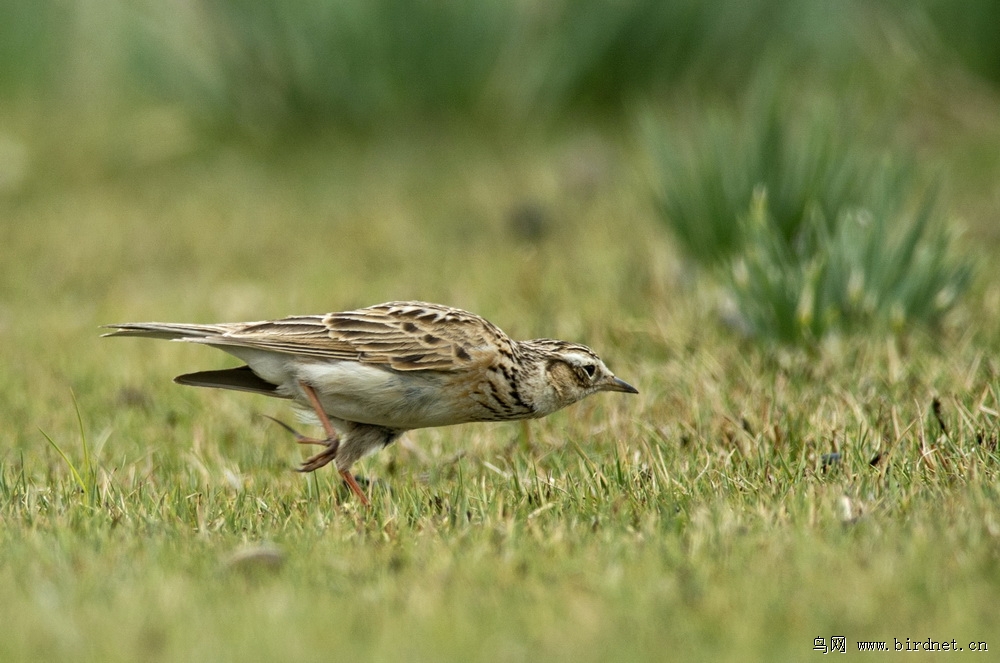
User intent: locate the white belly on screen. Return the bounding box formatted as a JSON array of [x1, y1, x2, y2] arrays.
[[296, 360, 459, 429], [220, 346, 464, 429]]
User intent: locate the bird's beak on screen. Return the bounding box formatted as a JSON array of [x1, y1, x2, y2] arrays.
[[602, 376, 639, 394]]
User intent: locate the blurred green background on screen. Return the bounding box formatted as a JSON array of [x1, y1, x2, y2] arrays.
[[3, 2, 1000, 661], [1, 0, 996, 341]]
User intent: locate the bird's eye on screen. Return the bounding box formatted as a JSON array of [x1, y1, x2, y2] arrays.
[[582, 363, 597, 378]]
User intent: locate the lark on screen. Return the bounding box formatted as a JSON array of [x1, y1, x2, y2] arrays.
[[104, 301, 637, 505]]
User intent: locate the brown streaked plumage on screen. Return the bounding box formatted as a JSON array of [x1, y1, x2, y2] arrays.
[[103, 301, 637, 505]]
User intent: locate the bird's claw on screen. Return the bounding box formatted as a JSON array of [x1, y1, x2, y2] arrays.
[[296, 444, 339, 473], [260, 411, 367, 506], [262, 415, 340, 471]]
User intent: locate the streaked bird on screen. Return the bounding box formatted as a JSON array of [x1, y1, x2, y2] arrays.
[[104, 301, 637, 505]]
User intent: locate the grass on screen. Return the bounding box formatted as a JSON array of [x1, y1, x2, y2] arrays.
[[2, 4, 1000, 660], [130, 0, 521, 134], [915, 0, 1000, 88], [648, 101, 887, 266], [1, 135, 999, 661], [0, 0, 919, 142], [726, 187, 971, 343], [647, 98, 973, 343], [7, 346, 1000, 663]]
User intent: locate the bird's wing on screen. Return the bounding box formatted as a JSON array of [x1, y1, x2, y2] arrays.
[[183, 301, 515, 372]]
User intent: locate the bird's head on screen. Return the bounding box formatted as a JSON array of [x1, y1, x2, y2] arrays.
[[519, 339, 638, 416]]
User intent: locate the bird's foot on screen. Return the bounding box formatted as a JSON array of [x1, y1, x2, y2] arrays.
[[262, 415, 340, 471], [262, 414, 370, 507]]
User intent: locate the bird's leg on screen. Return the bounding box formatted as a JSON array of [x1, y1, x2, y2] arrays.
[[264, 412, 341, 471], [277, 381, 340, 472], [300, 381, 338, 441], [298, 381, 370, 507], [339, 469, 370, 506], [261, 386, 340, 468]]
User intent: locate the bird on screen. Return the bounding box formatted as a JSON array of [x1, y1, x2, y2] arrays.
[[103, 301, 638, 505]]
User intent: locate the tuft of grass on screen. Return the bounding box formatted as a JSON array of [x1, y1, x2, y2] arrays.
[[729, 188, 972, 343], [648, 101, 882, 266], [647, 101, 974, 343], [37, 392, 114, 509], [39, 392, 95, 501]]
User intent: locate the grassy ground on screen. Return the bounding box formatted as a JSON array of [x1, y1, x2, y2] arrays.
[[4, 4, 1000, 653], [2, 128, 999, 661]]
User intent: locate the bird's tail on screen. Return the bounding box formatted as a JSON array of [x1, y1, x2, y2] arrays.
[[101, 322, 233, 340]]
